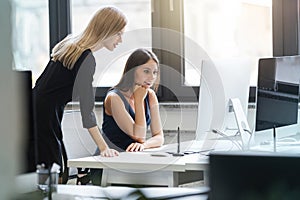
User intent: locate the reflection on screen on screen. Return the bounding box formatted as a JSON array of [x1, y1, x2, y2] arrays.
[[255, 56, 300, 132]]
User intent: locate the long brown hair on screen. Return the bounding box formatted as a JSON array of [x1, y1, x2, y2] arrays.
[[51, 6, 127, 69], [115, 48, 160, 92]]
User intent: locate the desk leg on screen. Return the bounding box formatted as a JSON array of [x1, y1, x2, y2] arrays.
[[174, 170, 204, 186], [172, 173, 178, 187], [101, 169, 108, 187], [203, 170, 209, 186]]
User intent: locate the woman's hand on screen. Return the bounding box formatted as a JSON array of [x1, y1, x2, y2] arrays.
[[100, 148, 119, 157], [133, 84, 148, 101], [126, 142, 145, 152]]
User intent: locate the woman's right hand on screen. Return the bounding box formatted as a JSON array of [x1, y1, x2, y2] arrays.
[[100, 148, 119, 157], [133, 84, 148, 101]]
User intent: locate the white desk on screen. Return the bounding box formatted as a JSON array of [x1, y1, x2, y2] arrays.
[[68, 139, 238, 187], [68, 140, 213, 187]]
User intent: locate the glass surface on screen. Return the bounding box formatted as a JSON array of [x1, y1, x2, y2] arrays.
[[71, 0, 152, 87], [255, 56, 300, 132], [184, 0, 272, 86], [12, 0, 49, 86]]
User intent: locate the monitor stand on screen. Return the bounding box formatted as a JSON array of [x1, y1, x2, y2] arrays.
[[229, 98, 254, 150]]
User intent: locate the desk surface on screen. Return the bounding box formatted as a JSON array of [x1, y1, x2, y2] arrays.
[[68, 140, 240, 187], [68, 140, 215, 173], [67, 139, 241, 170]]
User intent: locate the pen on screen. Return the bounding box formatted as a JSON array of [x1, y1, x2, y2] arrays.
[[172, 126, 184, 156], [177, 126, 180, 154]]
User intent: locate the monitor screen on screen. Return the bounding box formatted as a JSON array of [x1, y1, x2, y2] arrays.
[[255, 89, 299, 131], [255, 56, 300, 132]]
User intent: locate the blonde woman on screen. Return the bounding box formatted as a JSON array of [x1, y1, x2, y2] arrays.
[[32, 6, 127, 183]]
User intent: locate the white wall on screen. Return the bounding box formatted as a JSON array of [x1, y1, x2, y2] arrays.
[[64, 103, 198, 133]]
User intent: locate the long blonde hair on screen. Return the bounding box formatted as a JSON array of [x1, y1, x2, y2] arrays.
[[51, 6, 127, 69]]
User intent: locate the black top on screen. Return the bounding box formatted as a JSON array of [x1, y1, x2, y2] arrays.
[[32, 49, 97, 170], [102, 89, 151, 151]]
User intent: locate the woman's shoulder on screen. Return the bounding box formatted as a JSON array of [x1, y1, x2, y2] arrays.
[[104, 90, 124, 110], [73, 49, 95, 71], [106, 90, 119, 98], [106, 90, 123, 102], [81, 49, 95, 64]]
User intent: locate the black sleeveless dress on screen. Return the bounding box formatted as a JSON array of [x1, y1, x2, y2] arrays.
[[32, 49, 97, 174], [102, 89, 151, 151]]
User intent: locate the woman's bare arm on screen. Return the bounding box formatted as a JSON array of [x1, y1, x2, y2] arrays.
[[143, 90, 164, 148], [107, 89, 147, 141], [87, 126, 119, 157]]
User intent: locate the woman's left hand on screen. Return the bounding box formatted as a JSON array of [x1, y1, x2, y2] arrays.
[[126, 142, 145, 152]]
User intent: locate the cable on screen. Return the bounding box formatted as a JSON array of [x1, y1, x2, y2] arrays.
[[238, 129, 253, 149], [212, 129, 243, 150], [224, 127, 240, 137], [246, 128, 255, 149], [183, 148, 214, 156], [225, 127, 253, 149], [212, 129, 242, 149]]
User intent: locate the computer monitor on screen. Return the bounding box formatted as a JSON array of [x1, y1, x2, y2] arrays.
[[196, 58, 252, 149], [209, 151, 300, 200], [255, 89, 299, 131], [255, 56, 300, 140], [14, 70, 36, 173]]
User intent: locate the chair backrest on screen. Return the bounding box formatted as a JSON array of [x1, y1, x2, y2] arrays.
[[62, 110, 97, 175]]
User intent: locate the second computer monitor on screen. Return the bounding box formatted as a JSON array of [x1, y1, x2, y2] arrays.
[[255, 56, 300, 137], [196, 58, 252, 148]]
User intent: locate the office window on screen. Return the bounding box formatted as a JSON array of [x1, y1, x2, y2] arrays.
[[11, 0, 49, 85], [71, 0, 152, 87], [184, 0, 272, 86], [14, 0, 274, 100]]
